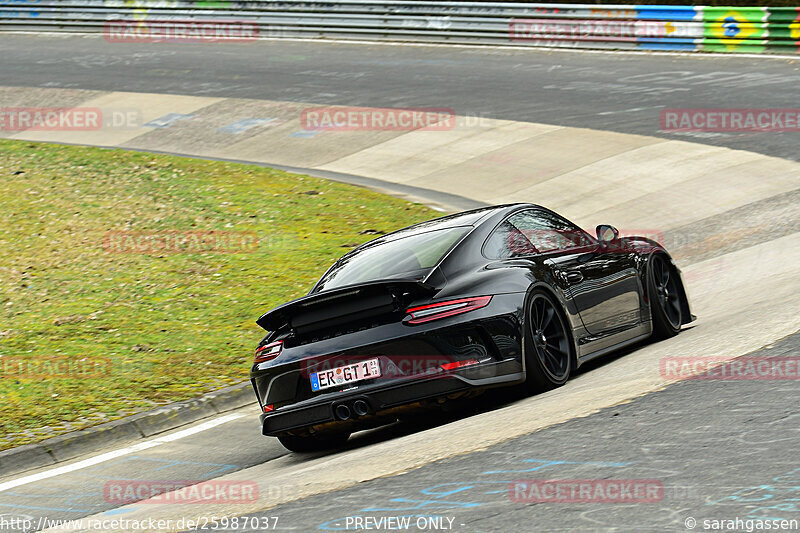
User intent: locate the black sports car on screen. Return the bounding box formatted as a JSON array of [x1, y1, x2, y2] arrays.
[[250, 204, 693, 452]]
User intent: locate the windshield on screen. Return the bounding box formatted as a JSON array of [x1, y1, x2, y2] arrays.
[[315, 226, 470, 292]]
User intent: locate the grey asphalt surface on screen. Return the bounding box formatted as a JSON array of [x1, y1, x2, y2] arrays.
[[0, 416, 284, 530], [1, 34, 799, 161], [226, 331, 800, 533]]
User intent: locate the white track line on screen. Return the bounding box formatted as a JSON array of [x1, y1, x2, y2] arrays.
[[0, 413, 245, 493]]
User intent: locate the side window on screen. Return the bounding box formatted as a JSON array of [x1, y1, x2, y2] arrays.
[[509, 209, 592, 253], [484, 209, 593, 258], [484, 220, 538, 258]]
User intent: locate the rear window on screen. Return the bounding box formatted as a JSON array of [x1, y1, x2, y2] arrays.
[[314, 227, 470, 292]]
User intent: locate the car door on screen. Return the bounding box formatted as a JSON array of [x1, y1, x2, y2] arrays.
[[502, 209, 642, 337]]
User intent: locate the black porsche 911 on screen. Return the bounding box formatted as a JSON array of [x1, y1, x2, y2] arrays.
[[250, 204, 693, 452]]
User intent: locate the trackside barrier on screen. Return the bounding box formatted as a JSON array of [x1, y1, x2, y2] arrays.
[[0, 1, 798, 54]]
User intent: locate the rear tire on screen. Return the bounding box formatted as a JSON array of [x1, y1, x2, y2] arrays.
[[647, 254, 682, 339], [523, 290, 573, 393], [277, 431, 350, 453]]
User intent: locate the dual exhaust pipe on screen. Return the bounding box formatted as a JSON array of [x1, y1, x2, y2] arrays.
[[334, 399, 370, 421]]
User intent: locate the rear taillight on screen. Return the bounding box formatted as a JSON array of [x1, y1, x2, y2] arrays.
[[254, 341, 283, 363], [441, 359, 479, 371], [406, 296, 492, 325]]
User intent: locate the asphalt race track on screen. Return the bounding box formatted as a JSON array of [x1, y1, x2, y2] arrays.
[[1, 34, 800, 160], [0, 34, 799, 533]]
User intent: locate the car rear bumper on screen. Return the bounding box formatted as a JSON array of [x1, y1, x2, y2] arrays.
[[251, 293, 526, 410], [259, 358, 523, 436]]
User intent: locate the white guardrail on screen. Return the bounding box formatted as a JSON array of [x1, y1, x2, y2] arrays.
[[0, 1, 798, 53]]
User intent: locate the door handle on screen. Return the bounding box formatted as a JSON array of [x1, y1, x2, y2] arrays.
[[565, 271, 584, 284]]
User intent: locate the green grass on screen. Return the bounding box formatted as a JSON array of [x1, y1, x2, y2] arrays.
[[0, 140, 438, 450]]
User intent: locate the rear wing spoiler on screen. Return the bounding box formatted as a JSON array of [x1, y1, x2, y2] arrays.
[[256, 279, 437, 332]]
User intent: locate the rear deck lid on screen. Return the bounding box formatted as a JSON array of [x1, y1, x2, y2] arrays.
[[257, 279, 437, 333]]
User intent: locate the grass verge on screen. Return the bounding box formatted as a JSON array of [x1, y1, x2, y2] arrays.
[[0, 140, 438, 451]]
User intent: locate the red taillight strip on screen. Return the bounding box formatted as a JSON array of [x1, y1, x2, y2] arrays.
[[441, 359, 480, 371], [254, 340, 283, 363], [406, 296, 492, 325]]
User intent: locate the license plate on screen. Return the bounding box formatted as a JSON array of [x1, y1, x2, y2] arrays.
[[310, 358, 381, 392]]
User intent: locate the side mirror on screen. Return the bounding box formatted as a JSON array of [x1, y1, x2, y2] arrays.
[[596, 224, 619, 244]]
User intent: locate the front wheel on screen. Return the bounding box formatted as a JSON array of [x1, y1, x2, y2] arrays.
[[277, 431, 350, 453], [647, 254, 682, 339], [524, 291, 573, 393]]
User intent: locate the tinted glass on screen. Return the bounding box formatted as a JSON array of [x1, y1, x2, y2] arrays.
[[484, 209, 593, 258], [315, 227, 470, 291]]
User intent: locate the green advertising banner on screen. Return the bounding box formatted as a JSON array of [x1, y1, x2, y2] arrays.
[[767, 7, 800, 51], [702, 6, 768, 52]]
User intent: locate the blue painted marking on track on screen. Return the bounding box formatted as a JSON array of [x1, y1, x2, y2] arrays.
[[421, 481, 510, 498], [103, 507, 139, 515], [218, 118, 278, 134], [362, 498, 481, 512], [290, 130, 320, 138], [144, 113, 194, 129], [316, 458, 634, 529], [482, 458, 630, 475], [705, 468, 800, 521]]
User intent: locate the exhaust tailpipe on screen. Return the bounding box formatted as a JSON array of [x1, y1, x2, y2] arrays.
[[352, 400, 370, 417], [334, 404, 351, 421]]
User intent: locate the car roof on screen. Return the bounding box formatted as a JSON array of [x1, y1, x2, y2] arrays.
[[325, 204, 541, 277], [312, 204, 541, 292], [361, 203, 534, 245]]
